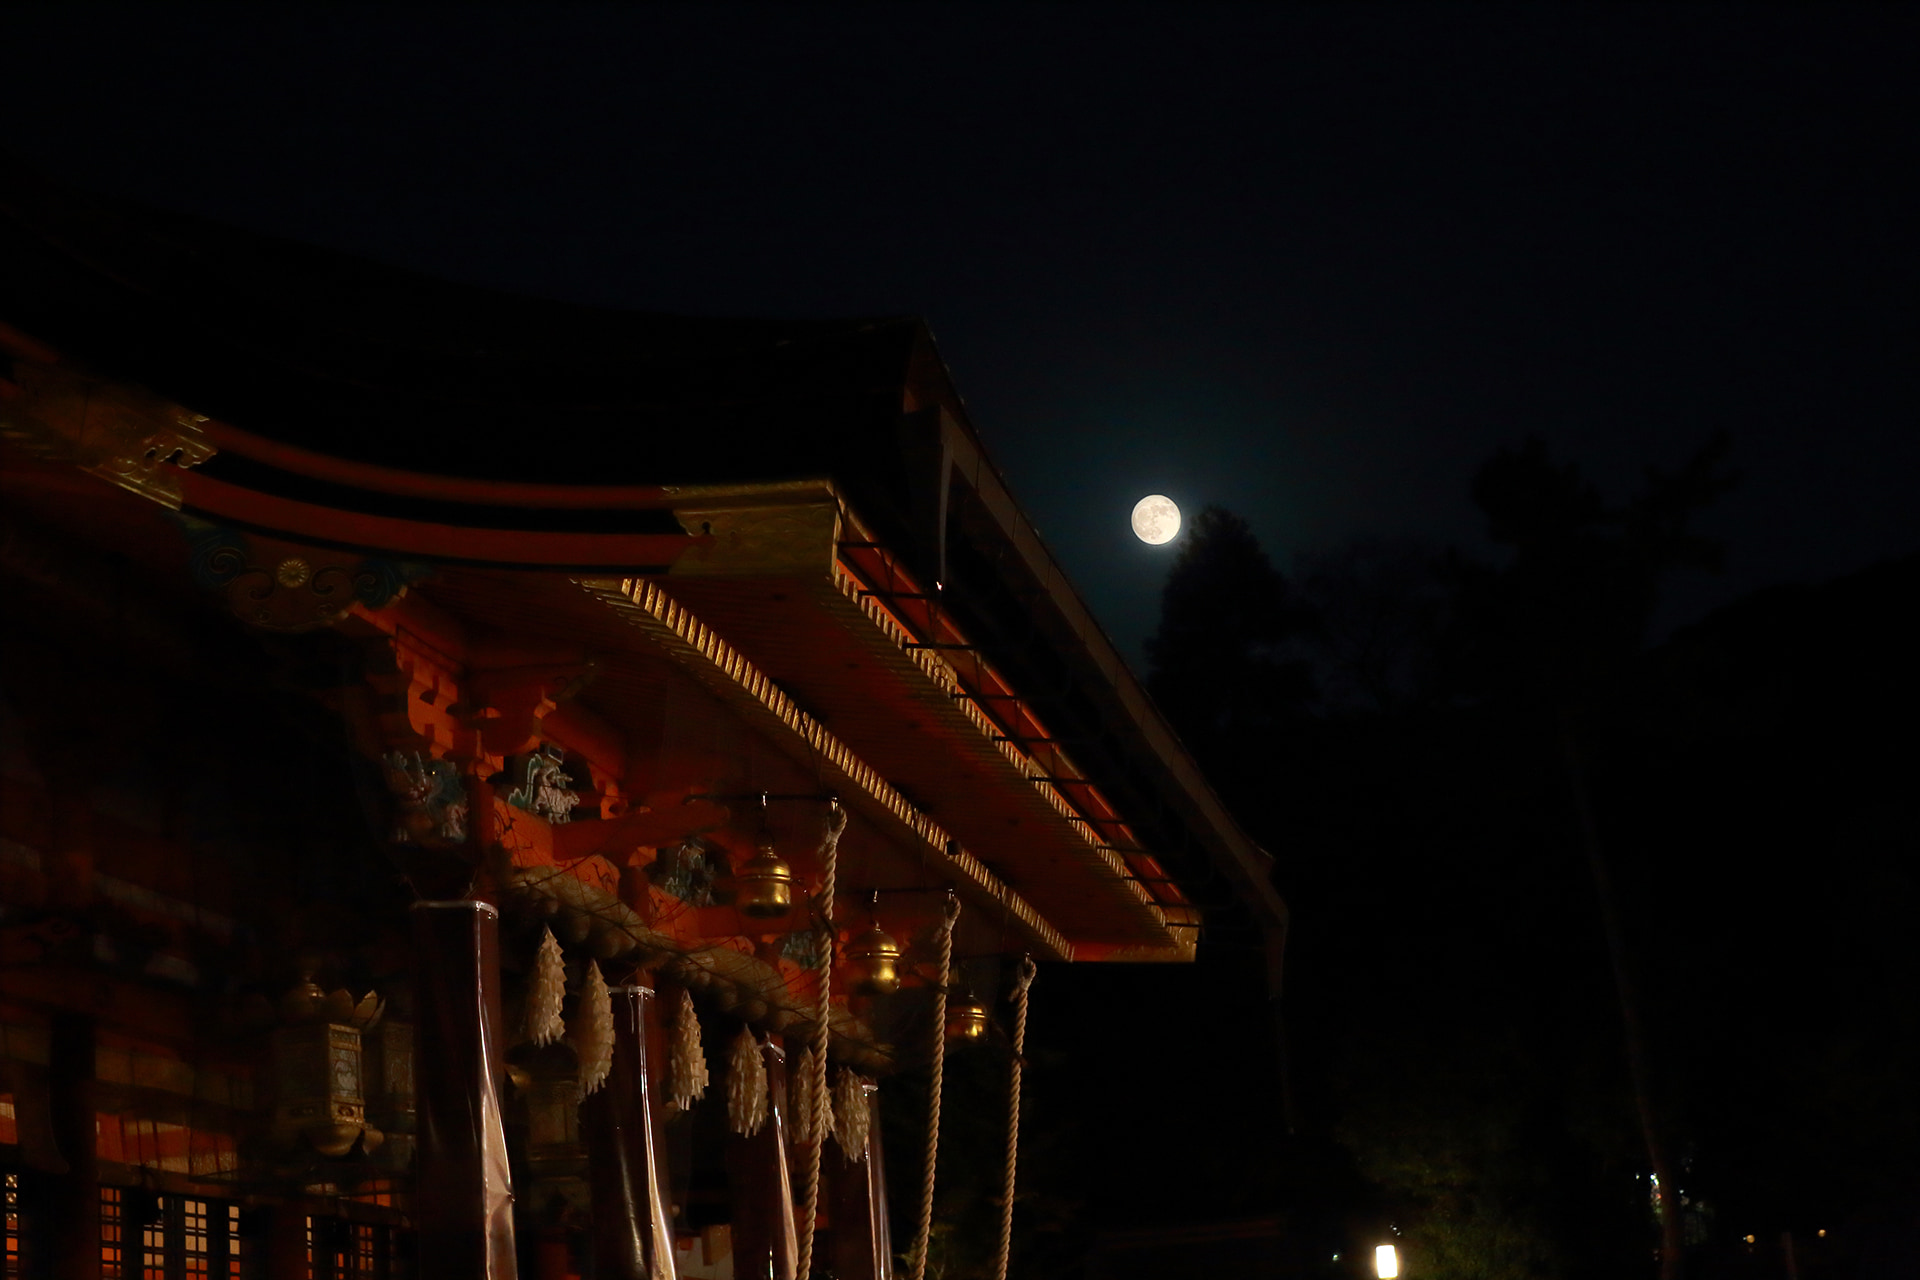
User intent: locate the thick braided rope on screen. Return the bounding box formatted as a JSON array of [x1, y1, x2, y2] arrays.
[[908, 894, 963, 1280], [993, 956, 1038, 1280], [796, 803, 846, 1280]]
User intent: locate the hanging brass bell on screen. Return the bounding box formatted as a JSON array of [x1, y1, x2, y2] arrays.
[[735, 838, 797, 919], [845, 924, 903, 995], [945, 994, 991, 1043]]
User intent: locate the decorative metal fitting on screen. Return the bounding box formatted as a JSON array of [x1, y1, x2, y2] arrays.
[[735, 836, 797, 919], [945, 993, 991, 1043], [845, 924, 904, 995]]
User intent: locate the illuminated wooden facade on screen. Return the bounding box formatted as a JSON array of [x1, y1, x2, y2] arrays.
[[0, 172, 1286, 1278]]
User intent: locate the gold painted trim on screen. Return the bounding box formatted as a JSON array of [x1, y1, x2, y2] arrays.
[[0, 359, 215, 508], [573, 575, 1075, 963], [658, 478, 841, 506], [670, 500, 841, 578]]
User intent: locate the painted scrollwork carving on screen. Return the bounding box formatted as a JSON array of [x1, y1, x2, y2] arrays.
[[778, 927, 828, 970], [650, 837, 728, 906], [381, 750, 470, 846], [185, 521, 417, 632], [500, 744, 580, 825]]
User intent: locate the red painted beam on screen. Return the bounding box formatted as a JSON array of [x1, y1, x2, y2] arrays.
[[202, 421, 693, 510], [179, 470, 709, 567]]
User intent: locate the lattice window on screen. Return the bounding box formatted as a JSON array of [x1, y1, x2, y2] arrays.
[[309, 1215, 400, 1279], [102, 1186, 126, 1279], [140, 1196, 166, 1279], [353, 1222, 378, 1277], [181, 1198, 210, 1279], [102, 1193, 243, 1280], [225, 1204, 245, 1279]]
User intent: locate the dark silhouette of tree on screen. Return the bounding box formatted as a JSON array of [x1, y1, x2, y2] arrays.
[[1450, 434, 1735, 702], [1132, 442, 1765, 1279], [1451, 433, 1736, 1280], [1145, 504, 1313, 810], [1292, 536, 1452, 714], [1614, 553, 1920, 1272], [1119, 436, 1918, 1277]]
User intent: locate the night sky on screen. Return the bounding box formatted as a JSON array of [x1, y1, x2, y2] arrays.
[[4, 6, 1915, 660]]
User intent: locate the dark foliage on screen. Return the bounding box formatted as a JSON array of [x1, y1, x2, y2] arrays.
[[1107, 437, 1918, 1278], [1145, 503, 1315, 813]]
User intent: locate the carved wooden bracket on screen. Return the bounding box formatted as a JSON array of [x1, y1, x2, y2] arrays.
[[549, 792, 731, 865], [464, 662, 596, 759]]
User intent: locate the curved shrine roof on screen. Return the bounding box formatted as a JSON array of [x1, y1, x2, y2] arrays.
[[0, 161, 1288, 962]]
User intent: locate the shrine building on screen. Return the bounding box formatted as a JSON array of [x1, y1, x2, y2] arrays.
[[0, 168, 1287, 1279]]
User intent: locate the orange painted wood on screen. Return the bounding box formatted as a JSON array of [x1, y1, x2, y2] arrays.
[[548, 796, 731, 865]]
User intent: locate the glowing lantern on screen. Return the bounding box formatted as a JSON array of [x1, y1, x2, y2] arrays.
[[1375, 1244, 1400, 1278]]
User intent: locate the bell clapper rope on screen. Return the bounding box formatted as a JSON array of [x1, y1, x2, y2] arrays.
[[908, 892, 963, 1280], [797, 798, 847, 1280], [993, 955, 1038, 1280]]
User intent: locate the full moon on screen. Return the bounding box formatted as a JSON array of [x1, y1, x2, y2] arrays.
[[1130, 494, 1181, 545]]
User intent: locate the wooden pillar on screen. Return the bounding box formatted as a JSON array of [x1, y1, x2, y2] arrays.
[[262, 1205, 309, 1280], [411, 900, 517, 1279], [726, 1037, 798, 1280], [47, 1013, 99, 1280], [831, 1080, 894, 1280], [584, 985, 675, 1279]]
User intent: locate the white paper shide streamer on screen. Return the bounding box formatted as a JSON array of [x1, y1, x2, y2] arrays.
[[791, 1046, 834, 1146], [572, 960, 614, 1098], [831, 1067, 870, 1161], [669, 986, 710, 1113], [726, 1025, 769, 1136], [525, 927, 567, 1047]]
